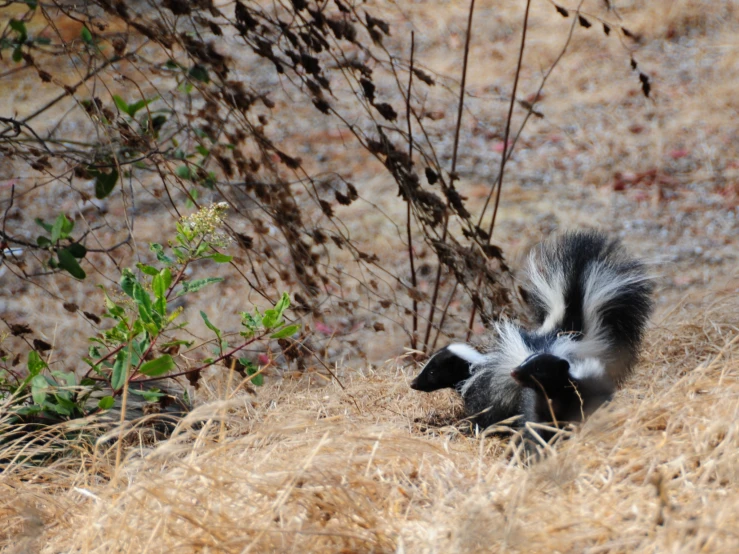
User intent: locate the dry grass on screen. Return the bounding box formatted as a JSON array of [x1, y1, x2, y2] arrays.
[[1, 289, 737, 553], [1, 1, 738, 552], [2, 0, 737, 357]]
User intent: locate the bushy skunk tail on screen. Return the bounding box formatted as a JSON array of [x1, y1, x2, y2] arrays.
[[525, 230, 654, 384]]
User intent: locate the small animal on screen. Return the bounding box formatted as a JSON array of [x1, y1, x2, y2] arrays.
[[411, 230, 653, 437]]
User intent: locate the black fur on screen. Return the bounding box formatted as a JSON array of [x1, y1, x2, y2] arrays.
[[409, 345, 473, 391], [511, 353, 612, 425]]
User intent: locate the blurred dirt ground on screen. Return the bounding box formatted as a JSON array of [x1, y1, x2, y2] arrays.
[[1, 0, 738, 552]]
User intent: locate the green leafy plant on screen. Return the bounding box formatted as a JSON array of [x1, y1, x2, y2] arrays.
[[1, 204, 300, 424], [35, 213, 87, 279]]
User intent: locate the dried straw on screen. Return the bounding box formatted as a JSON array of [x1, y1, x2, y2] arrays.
[[1, 291, 737, 553]]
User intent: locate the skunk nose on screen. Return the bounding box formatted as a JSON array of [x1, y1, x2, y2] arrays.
[[409, 378, 421, 390], [510, 368, 523, 383]]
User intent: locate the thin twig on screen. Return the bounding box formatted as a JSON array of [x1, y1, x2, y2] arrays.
[[529, 375, 559, 428], [466, 0, 532, 339], [133, 332, 267, 385], [422, 0, 476, 353], [112, 345, 132, 486], [431, 281, 459, 352], [2, 184, 14, 244], [405, 31, 418, 351]]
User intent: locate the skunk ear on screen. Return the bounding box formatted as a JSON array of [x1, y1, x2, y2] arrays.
[[410, 344, 484, 392]]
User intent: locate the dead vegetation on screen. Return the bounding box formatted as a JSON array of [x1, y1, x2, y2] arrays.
[[1, 286, 737, 553], [1, 0, 738, 551]]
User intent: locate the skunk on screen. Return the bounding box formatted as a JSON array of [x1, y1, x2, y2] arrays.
[[411, 230, 653, 433]]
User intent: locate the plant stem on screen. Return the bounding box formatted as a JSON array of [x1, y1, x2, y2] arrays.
[[405, 31, 418, 351], [132, 333, 266, 384], [422, 0, 476, 353], [466, 0, 532, 339]]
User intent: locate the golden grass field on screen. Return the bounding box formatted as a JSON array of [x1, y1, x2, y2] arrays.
[[1, 0, 738, 552], [2, 284, 737, 552]]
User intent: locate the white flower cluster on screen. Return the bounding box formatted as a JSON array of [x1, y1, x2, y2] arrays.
[[182, 202, 232, 246]]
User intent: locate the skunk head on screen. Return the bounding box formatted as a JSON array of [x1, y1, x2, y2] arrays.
[[410, 344, 485, 392], [510, 353, 571, 394]]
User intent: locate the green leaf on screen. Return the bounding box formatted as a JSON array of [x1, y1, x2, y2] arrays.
[[176, 277, 223, 297], [188, 64, 210, 83], [81, 26, 93, 44], [128, 95, 158, 117], [111, 349, 129, 390], [261, 308, 280, 330], [120, 268, 137, 298], [58, 248, 86, 279], [51, 213, 71, 243], [103, 290, 126, 320], [14, 405, 43, 416], [94, 168, 119, 199], [51, 370, 77, 387], [132, 282, 153, 323], [176, 165, 192, 180], [274, 292, 291, 318], [61, 214, 74, 236], [195, 144, 210, 157], [35, 37, 50, 45], [34, 218, 53, 233], [129, 387, 165, 401], [159, 339, 193, 349], [270, 324, 300, 339], [152, 268, 170, 315], [51, 396, 76, 416], [139, 354, 175, 377], [194, 242, 209, 257], [112, 95, 129, 115], [98, 396, 115, 410], [240, 311, 262, 337], [27, 350, 48, 376], [152, 272, 166, 300], [209, 253, 233, 263], [131, 336, 150, 365], [239, 357, 264, 386], [136, 263, 160, 276], [66, 242, 87, 258], [9, 20, 27, 43], [160, 267, 172, 291], [24, 0, 38, 9], [36, 235, 52, 248], [150, 243, 175, 265], [200, 311, 221, 339], [12, 46, 22, 63], [31, 375, 49, 404]]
